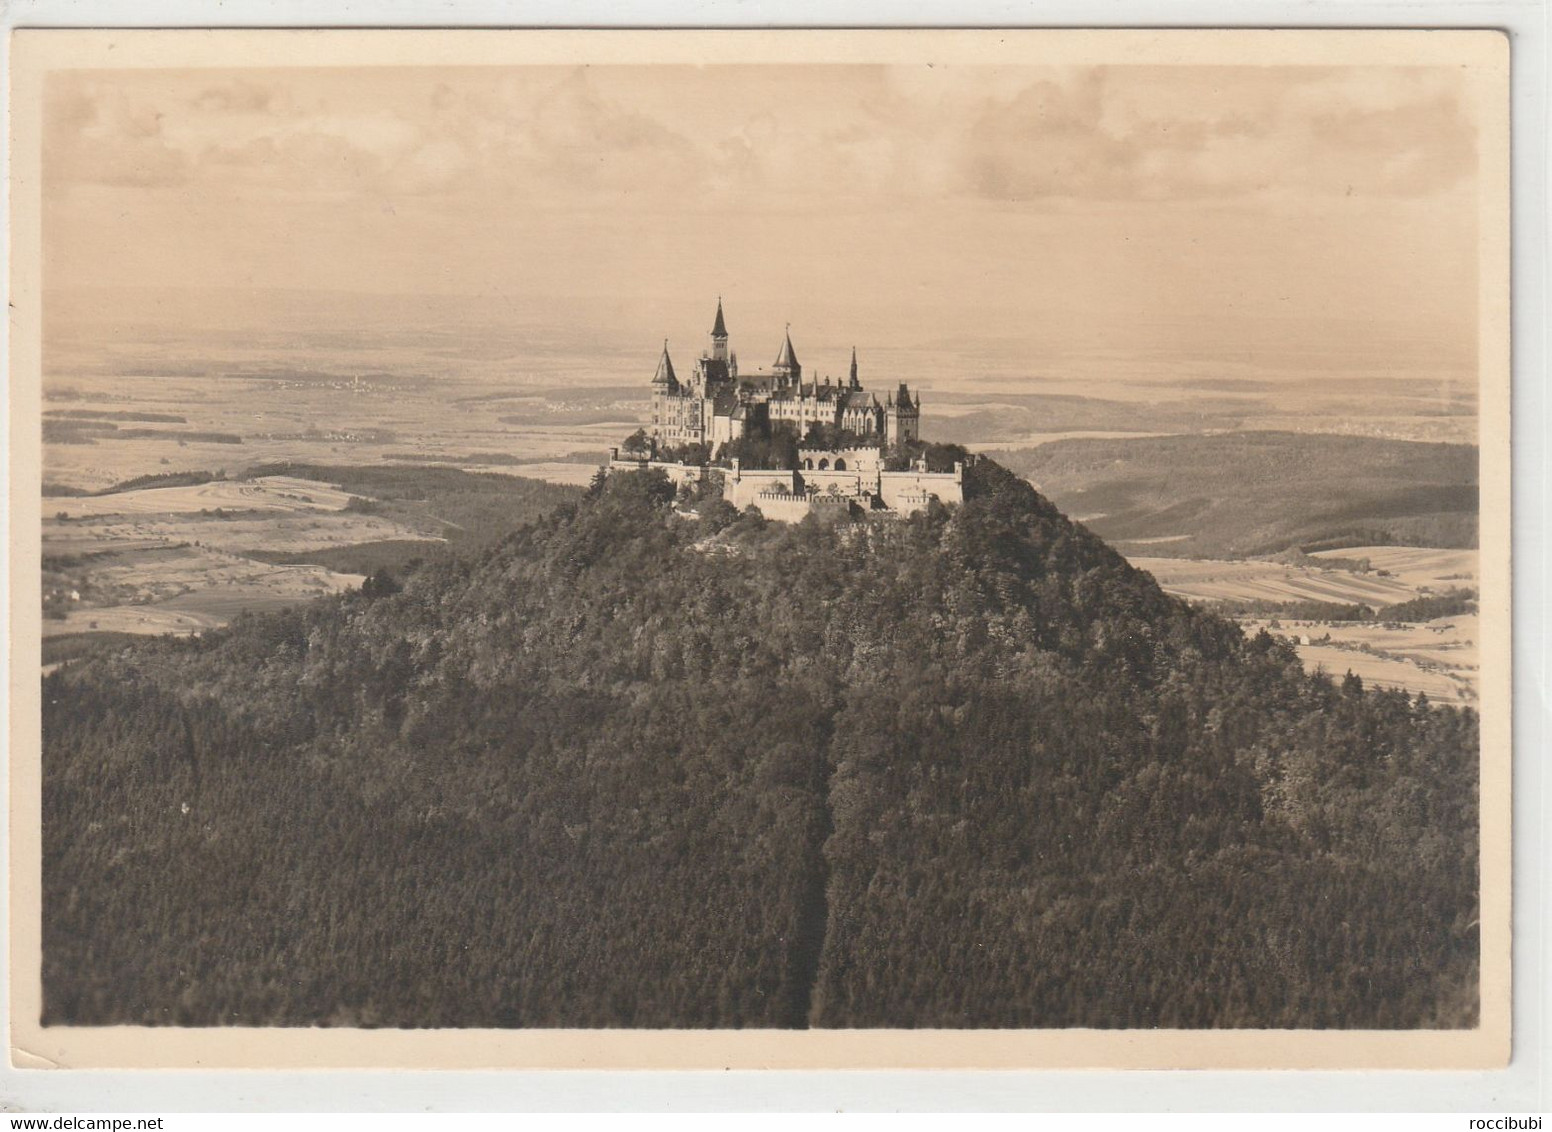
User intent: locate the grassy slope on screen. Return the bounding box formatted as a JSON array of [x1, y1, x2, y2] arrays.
[[992, 431, 1477, 558]]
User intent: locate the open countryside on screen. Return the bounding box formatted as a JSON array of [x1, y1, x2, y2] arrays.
[[42, 293, 1479, 707], [44, 416, 1479, 707], [43, 475, 398, 651], [1137, 548, 1478, 704], [44, 449, 1478, 709]]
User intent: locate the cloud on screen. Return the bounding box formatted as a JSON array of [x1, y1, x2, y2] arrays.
[[192, 80, 275, 114], [964, 71, 1139, 200], [42, 64, 1477, 208], [47, 74, 472, 198], [961, 66, 1475, 202], [43, 78, 191, 188], [516, 70, 700, 193]]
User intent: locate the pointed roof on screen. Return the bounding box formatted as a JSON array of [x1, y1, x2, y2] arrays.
[[651, 340, 678, 386], [773, 328, 800, 371], [711, 298, 727, 338]]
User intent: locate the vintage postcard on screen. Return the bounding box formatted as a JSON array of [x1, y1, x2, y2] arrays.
[[8, 28, 1511, 1070]]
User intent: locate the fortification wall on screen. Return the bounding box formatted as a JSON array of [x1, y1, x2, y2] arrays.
[[800, 469, 872, 497], [724, 467, 800, 511], [798, 446, 884, 474], [607, 452, 710, 488], [698, 457, 965, 522], [877, 463, 964, 514], [750, 491, 813, 524], [808, 495, 860, 523]]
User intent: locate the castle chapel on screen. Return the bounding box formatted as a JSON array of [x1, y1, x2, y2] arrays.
[[649, 300, 920, 456]]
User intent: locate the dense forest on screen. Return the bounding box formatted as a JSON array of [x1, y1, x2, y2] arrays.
[[994, 431, 1478, 557], [42, 459, 1478, 1029]]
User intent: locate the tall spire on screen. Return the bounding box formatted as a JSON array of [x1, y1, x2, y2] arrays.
[[772, 325, 801, 381], [710, 298, 729, 364], [651, 339, 678, 387], [849, 346, 859, 389]]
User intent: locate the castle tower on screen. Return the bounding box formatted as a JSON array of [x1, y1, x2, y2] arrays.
[[772, 326, 801, 387], [849, 346, 860, 391], [649, 340, 679, 443], [710, 298, 729, 364], [886, 382, 920, 447], [651, 340, 678, 390]]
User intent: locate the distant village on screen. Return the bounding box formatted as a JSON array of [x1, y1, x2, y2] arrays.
[[608, 300, 964, 522]]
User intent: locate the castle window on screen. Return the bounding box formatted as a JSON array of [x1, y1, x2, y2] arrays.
[[818, 459, 830, 470], [834, 458, 847, 471]]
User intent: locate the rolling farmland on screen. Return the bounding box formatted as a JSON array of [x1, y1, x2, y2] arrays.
[[42, 475, 422, 644], [1128, 555, 1419, 607], [1135, 549, 1478, 705], [41, 466, 579, 657]]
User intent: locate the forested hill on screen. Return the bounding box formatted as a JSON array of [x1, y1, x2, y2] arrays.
[[43, 460, 1478, 1029]]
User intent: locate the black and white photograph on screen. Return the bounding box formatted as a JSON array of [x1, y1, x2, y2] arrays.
[[9, 28, 1512, 1070]]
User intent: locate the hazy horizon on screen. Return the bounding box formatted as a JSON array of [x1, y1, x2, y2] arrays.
[[44, 62, 1481, 406]]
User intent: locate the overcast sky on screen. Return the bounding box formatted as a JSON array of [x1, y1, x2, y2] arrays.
[[43, 63, 1481, 383]]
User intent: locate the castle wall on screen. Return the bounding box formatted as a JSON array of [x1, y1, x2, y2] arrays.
[[808, 495, 860, 523], [608, 453, 712, 489], [798, 446, 884, 474], [724, 467, 801, 511], [877, 463, 963, 514], [749, 491, 813, 524], [610, 452, 963, 522], [800, 469, 872, 497]]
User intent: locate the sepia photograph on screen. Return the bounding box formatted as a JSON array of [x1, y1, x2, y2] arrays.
[[7, 28, 1511, 1070]]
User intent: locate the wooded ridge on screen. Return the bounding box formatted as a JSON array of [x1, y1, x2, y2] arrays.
[[42, 459, 1478, 1028]]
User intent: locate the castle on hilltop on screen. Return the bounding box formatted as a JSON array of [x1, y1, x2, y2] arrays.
[[613, 300, 962, 523], [649, 299, 920, 456]]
